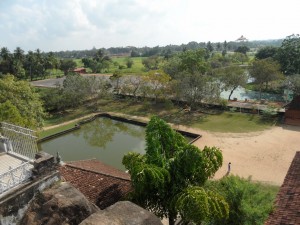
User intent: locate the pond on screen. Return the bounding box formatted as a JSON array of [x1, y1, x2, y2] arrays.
[[39, 117, 146, 171]]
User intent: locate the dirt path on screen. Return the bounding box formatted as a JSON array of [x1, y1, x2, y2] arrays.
[[43, 112, 300, 186]]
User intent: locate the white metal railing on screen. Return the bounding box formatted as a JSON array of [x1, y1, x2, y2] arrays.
[[0, 122, 38, 159], [0, 162, 32, 194]]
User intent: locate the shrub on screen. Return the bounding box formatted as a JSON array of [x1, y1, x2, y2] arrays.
[[205, 175, 278, 225]]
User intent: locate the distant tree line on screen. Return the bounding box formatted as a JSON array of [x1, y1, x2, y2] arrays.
[[44, 39, 283, 59]]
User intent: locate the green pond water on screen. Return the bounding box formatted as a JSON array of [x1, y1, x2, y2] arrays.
[[38, 117, 146, 170]]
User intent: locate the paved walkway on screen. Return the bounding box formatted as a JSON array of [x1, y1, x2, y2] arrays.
[[0, 153, 27, 175]]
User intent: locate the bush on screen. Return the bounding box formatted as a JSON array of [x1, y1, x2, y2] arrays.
[[261, 107, 278, 121], [205, 175, 278, 225], [219, 99, 228, 109]]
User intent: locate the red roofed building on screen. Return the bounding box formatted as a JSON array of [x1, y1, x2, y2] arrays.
[[265, 151, 300, 225], [72, 67, 86, 74], [59, 159, 132, 209]]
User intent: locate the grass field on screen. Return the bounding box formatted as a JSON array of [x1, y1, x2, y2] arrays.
[[39, 98, 277, 138], [73, 57, 148, 75]]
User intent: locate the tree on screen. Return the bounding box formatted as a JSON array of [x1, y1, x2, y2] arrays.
[[142, 56, 160, 70], [249, 59, 284, 99], [218, 65, 248, 100], [175, 72, 220, 110], [121, 76, 144, 99], [0, 75, 45, 128], [110, 70, 123, 94], [206, 41, 214, 53], [92, 49, 111, 72], [230, 52, 248, 65], [144, 70, 171, 103], [0, 47, 13, 75], [0, 101, 24, 126], [130, 50, 140, 57], [125, 57, 134, 68], [59, 59, 77, 76], [284, 74, 300, 96], [234, 46, 250, 55], [178, 49, 209, 74], [276, 34, 300, 75], [123, 116, 229, 225], [255, 46, 278, 60]]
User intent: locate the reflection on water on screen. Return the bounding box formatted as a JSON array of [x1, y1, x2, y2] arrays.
[[39, 118, 146, 170]]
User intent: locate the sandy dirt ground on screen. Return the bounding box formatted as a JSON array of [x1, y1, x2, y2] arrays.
[[175, 124, 300, 186], [44, 112, 300, 186]]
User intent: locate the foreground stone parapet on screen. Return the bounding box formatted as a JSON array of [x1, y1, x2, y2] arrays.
[[32, 152, 56, 178], [20, 182, 99, 225], [80, 201, 163, 225]]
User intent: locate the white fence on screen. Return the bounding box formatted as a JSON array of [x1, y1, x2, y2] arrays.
[[0, 162, 32, 195], [0, 122, 38, 160]]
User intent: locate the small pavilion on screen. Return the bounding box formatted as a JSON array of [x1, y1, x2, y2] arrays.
[[236, 35, 248, 42]]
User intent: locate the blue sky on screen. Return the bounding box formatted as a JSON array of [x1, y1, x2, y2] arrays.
[[1, 0, 299, 52]]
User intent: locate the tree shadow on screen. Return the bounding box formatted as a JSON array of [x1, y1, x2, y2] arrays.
[[96, 183, 124, 209]]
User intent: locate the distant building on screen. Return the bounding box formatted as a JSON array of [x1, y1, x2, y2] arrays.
[[72, 67, 86, 74], [236, 35, 248, 42]]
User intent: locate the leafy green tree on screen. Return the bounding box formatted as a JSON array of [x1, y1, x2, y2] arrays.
[[209, 53, 231, 69], [218, 65, 248, 100], [0, 101, 24, 126], [125, 57, 134, 68], [234, 46, 250, 55], [206, 41, 214, 53], [33, 49, 47, 79], [142, 56, 160, 70], [110, 70, 123, 94], [249, 59, 284, 99], [0, 75, 45, 128], [59, 59, 77, 76], [230, 52, 249, 65], [0, 47, 13, 75], [276, 34, 300, 75], [176, 72, 220, 110], [144, 70, 171, 103], [121, 76, 144, 99], [162, 55, 182, 78], [130, 50, 140, 57], [255, 46, 278, 60], [123, 116, 228, 225], [13, 47, 25, 62], [178, 49, 209, 74], [92, 49, 111, 72], [284, 74, 300, 96]]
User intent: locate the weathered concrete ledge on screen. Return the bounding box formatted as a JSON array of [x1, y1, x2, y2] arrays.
[[0, 171, 60, 225]]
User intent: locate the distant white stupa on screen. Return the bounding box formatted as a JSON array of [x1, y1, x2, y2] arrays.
[[236, 35, 248, 42]]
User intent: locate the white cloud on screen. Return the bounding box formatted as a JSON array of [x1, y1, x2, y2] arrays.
[[0, 0, 299, 52]]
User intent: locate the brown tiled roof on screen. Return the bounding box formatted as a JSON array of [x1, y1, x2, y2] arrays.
[[67, 159, 130, 180], [59, 159, 132, 209], [265, 151, 300, 225]]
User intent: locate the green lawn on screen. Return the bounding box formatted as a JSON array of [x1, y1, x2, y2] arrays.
[[38, 122, 78, 139], [191, 112, 274, 133], [109, 57, 147, 75], [41, 98, 277, 135]]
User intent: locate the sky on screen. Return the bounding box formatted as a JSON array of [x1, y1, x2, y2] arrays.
[[0, 0, 299, 52]]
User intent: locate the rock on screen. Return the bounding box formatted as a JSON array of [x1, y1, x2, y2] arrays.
[[80, 201, 163, 225], [20, 182, 99, 225]]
